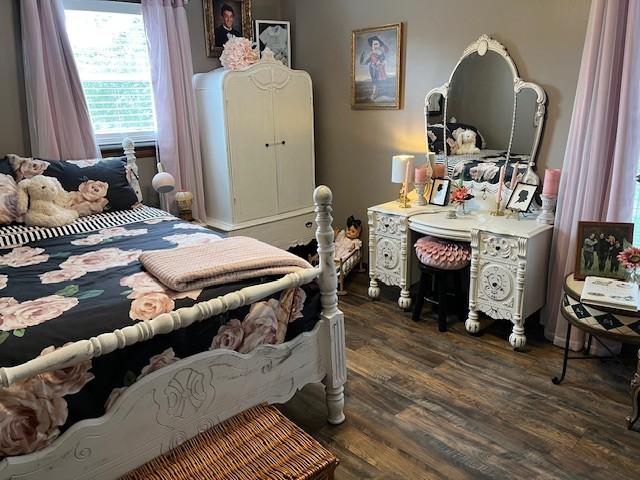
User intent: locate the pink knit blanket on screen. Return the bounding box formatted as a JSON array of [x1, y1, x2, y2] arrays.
[[139, 236, 313, 291]]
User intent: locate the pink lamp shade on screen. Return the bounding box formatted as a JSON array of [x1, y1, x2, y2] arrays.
[[391, 155, 415, 183]]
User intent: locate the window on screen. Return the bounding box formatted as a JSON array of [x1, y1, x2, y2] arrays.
[[63, 0, 156, 145]]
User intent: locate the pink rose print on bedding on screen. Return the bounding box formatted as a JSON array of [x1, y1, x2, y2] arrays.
[[71, 227, 147, 246], [120, 272, 202, 301], [0, 377, 68, 456], [0, 174, 19, 224], [67, 159, 100, 168], [38, 345, 94, 396], [7, 155, 50, 181], [0, 246, 49, 268], [274, 288, 306, 343], [0, 274, 7, 290], [104, 386, 127, 412], [238, 299, 279, 354], [162, 233, 221, 248], [129, 292, 175, 321], [59, 247, 142, 273], [1, 295, 79, 331], [39, 267, 85, 285], [210, 319, 244, 351]]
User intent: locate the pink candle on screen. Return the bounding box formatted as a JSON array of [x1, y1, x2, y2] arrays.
[[496, 166, 506, 204], [509, 164, 518, 189], [433, 164, 445, 178], [415, 167, 428, 183], [542, 168, 561, 196]]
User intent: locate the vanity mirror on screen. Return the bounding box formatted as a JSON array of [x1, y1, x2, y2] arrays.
[[425, 35, 547, 190]]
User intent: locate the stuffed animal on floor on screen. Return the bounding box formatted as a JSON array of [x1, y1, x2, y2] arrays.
[[447, 128, 480, 155], [17, 175, 79, 227]]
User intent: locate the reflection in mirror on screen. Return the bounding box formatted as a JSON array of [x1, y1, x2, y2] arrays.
[[446, 51, 515, 151], [511, 88, 538, 155]]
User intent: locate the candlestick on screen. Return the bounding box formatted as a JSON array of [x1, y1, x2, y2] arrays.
[[542, 168, 561, 196], [536, 194, 557, 224], [496, 165, 506, 204], [509, 163, 518, 190], [413, 182, 427, 206]]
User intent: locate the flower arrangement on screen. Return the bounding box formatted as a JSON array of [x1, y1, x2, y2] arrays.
[[618, 246, 640, 283], [220, 35, 259, 71], [450, 179, 473, 206]]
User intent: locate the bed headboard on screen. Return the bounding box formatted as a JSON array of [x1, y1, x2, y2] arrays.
[[122, 137, 143, 202]]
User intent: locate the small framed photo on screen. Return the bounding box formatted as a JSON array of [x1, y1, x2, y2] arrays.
[[352, 23, 403, 109], [574, 221, 634, 280], [203, 0, 253, 58], [255, 20, 291, 67], [506, 183, 537, 213], [429, 178, 450, 206]]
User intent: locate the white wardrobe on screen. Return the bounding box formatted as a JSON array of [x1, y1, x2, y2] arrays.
[[194, 53, 316, 249]]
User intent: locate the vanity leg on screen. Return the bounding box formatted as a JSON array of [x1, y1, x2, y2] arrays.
[[368, 278, 380, 299], [398, 288, 412, 310], [465, 309, 481, 334], [626, 348, 640, 429], [509, 321, 527, 350]]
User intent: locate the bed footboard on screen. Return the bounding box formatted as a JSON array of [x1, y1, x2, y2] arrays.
[[0, 186, 346, 480]]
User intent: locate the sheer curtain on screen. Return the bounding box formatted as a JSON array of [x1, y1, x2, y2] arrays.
[[20, 0, 100, 159], [141, 0, 206, 219], [544, 0, 640, 350]]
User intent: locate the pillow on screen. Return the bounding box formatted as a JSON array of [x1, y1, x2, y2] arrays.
[[0, 173, 19, 225], [0, 156, 13, 176], [7, 155, 138, 214]]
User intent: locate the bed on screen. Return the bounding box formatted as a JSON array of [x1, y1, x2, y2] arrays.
[[0, 140, 346, 480]]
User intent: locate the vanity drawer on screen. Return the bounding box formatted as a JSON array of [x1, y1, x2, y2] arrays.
[[478, 232, 523, 263], [373, 236, 402, 285], [474, 259, 518, 319], [374, 213, 404, 238]]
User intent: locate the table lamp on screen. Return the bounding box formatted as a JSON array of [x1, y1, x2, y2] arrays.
[[391, 155, 415, 208], [152, 161, 175, 211]]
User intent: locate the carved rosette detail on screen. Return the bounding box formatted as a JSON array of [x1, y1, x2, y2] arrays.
[[164, 368, 207, 418], [481, 234, 519, 261], [376, 237, 400, 272], [375, 215, 402, 236], [74, 445, 92, 460]]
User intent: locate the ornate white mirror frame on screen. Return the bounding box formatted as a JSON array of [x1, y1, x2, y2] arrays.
[[424, 34, 547, 186]]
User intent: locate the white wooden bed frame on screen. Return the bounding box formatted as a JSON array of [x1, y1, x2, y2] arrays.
[[0, 141, 346, 480]]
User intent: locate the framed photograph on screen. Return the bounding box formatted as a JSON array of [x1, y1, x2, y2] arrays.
[[255, 20, 291, 67], [506, 183, 537, 213], [203, 0, 253, 58], [429, 178, 450, 206], [574, 221, 634, 280], [352, 23, 403, 109]]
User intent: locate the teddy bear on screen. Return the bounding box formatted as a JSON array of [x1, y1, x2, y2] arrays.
[[17, 175, 79, 227], [65, 180, 109, 217], [447, 128, 480, 155]]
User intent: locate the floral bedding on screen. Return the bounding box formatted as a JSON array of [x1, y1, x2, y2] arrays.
[[0, 206, 320, 457], [444, 151, 531, 183]]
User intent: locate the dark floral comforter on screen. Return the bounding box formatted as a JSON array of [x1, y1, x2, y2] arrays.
[[0, 207, 320, 456]]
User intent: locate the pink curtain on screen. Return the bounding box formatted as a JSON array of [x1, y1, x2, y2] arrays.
[[142, 0, 206, 220], [20, 0, 100, 159], [544, 0, 640, 350]]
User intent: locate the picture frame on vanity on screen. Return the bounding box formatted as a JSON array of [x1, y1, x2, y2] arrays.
[[429, 178, 450, 206], [574, 221, 634, 281], [255, 20, 291, 67], [351, 23, 403, 109], [506, 183, 537, 213], [203, 0, 253, 58]]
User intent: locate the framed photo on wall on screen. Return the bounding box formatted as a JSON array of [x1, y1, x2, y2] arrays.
[[203, 0, 253, 58], [352, 23, 403, 109], [255, 20, 291, 67], [574, 221, 634, 280]]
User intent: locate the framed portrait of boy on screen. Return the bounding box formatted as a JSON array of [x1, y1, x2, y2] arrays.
[[255, 20, 291, 67], [574, 221, 634, 280], [351, 23, 403, 109], [429, 178, 450, 206], [203, 0, 253, 58]]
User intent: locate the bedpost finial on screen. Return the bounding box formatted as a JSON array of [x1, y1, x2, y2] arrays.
[[314, 185, 332, 206]]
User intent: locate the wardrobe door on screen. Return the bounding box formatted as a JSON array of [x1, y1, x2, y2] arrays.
[[225, 76, 278, 223], [272, 73, 315, 214]]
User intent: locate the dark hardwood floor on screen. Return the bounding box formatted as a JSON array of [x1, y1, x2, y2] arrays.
[[281, 272, 640, 480]]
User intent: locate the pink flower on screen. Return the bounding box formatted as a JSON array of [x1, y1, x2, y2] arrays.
[[129, 292, 175, 321], [238, 300, 279, 354], [77, 180, 108, 202], [0, 377, 67, 456], [120, 272, 166, 298], [0, 274, 6, 290], [139, 348, 179, 377], [68, 159, 100, 168], [59, 247, 141, 273], [450, 186, 470, 204], [618, 247, 640, 270], [162, 233, 221, 248], [220, 36, 259, 71], [8, 155, 50, 181], [38, 345, 94, 396], [39, 268, 86, 284], [274, 288, 306, 343], [0, 297, 18, 330], [0, 246, 49, 268], [1, 295, 79, 331], [0, 174, 18, 224], [210, 319, 244, 351]]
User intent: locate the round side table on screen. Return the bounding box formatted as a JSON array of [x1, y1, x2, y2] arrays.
[[555, 274, 640, 429]]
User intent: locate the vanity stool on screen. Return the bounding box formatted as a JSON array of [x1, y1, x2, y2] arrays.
[[412, 236, 471, 332]]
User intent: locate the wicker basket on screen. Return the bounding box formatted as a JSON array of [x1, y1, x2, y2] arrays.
[[121, 404, 339, 480]]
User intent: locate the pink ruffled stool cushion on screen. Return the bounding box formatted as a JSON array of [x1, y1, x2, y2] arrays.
[[415, 235, 471, 270]]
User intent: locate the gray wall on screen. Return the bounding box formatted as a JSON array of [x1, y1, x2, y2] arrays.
[[281, 0, 590, 231]]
